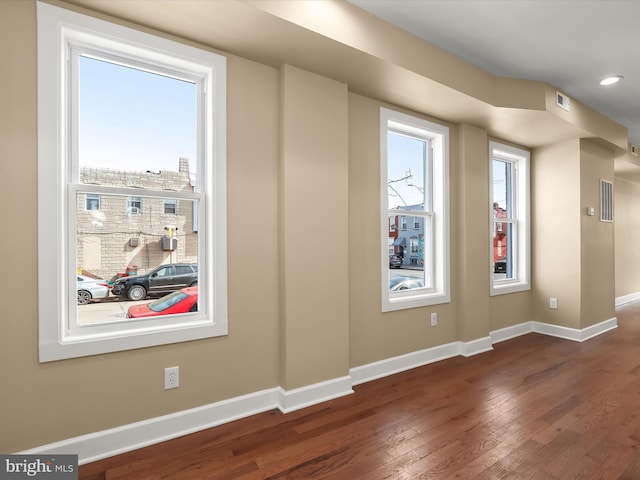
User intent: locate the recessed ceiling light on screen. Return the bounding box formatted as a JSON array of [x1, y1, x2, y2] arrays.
[[600, 75, 623, 86]]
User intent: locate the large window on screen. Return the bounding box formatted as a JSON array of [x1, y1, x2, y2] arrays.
[[37, 3, 227, 361], [490, 141, 530, 295], [381, 108, 450, 311]]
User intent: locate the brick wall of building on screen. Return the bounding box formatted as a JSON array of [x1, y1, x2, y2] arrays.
[[77, 159, 198, 280]]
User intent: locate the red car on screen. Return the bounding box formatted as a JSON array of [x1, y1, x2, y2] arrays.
[[126, 287, 198, 319]]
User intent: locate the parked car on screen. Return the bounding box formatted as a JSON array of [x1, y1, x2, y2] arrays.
[[77, 275, 110, 305], [112, 263, 198, 301], [389, 275, 424, 291], [126, 287, 198, 319], [494, 261, 507, 274], [389, 254, 403, 268]]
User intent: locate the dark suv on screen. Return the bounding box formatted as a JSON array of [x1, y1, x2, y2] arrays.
[[112, 263, 198, 301]]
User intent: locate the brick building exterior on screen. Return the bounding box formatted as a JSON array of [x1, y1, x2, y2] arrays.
[[388, 204, 425, 267], [76, 158, 198, 280]]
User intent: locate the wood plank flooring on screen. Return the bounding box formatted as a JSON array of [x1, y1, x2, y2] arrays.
[[80, 303, 640, 479]]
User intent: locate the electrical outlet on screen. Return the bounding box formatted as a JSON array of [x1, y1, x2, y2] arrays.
[[430, 312, 437, 327], [549, 297, 558, 309], [164, 366, 179, 390]]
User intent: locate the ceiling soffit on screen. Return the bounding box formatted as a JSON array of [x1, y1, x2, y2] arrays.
[[61, 0, 627, 150]]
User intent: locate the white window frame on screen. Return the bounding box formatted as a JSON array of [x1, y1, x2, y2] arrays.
[[381, 108, 450, 311], [37, 2, 227, 362], [489, 141, 530, 296]]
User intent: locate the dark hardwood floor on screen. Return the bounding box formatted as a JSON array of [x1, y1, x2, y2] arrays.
[[80, 303, 640, 479]]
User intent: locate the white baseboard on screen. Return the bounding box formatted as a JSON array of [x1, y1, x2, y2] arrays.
[[616, 292, 640, 307], [278, 376, 354, 413], [490, 321, 535, 344], [20, 387, 281, 464], [19, 375, 354, 465], [20, 316, 617, 465], [459, 336, 493, 357], [349, 341, 461, 386], [533, 317, 618, 342], [489, 317, 618, 343]]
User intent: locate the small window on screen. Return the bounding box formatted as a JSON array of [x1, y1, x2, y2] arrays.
[[127, 196, 142, 214], [175, 265, 194, 275], [381, 108, 450, 311], [164, 199, 177, 215], [85, 194, 100, 211], [490, 141, 530, 295]]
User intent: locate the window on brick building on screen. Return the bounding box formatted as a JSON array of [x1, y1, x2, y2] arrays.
[[164, 199, 178, 215], [127, 197, 142, 214], [37, 2, 228, 361], [86, 194, 100, 211]]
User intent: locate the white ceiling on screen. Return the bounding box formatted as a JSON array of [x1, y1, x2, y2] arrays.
[[348, 0, 640, 148]]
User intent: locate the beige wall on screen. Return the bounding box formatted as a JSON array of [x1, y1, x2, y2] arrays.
[[532, 139, 616, 330], [615, 176, 640, 298], [0, 0, 628, 455], [279, 65, 350, 389], [456, 124, 490, 342], [579, 140, 615, 326], [1, 1, 282, 452], [532, 140, 582, 329]]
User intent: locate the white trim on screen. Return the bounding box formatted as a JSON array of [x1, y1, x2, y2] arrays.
[[350, 341, 461, 386], [20, 317, 617, 464], [278, 376, 354, 414], [533, 317, 617, 342], [20, 388, 280, 465], [20, 377, 354, 465], [615, 292, 640, 307], [490, 318, 618, 343], [459, 336, 493, 357], [490, 321, 535, 344]]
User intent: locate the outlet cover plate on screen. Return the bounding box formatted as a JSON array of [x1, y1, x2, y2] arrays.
[[164, 366, 180, 389]]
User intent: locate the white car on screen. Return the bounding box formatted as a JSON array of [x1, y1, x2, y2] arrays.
[[389, 276, 424, 291], [77, 275, 110, 305]]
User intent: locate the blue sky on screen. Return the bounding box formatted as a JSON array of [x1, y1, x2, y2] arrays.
[[78, 56, 196, 174], [387, 132, 425, 209]]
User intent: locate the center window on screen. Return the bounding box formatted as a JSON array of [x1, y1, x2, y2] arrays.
[[381, 108, 450, 311]]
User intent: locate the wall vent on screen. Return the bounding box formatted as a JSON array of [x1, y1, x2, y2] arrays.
[[600, 179, 613, 222], [556, 91, 570, 111]]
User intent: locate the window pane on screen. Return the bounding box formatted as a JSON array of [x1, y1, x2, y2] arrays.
[[164, 199, 177, 214], [493, 221, 513, 281], [127, 196, 142, 214], [388, 215, 427, 292], [86, 194, 100, 210], [387, 132, 426, 209], [78, 55, 197, 179], [492, 159, 512, 218], [75, 191, 199, 325]]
